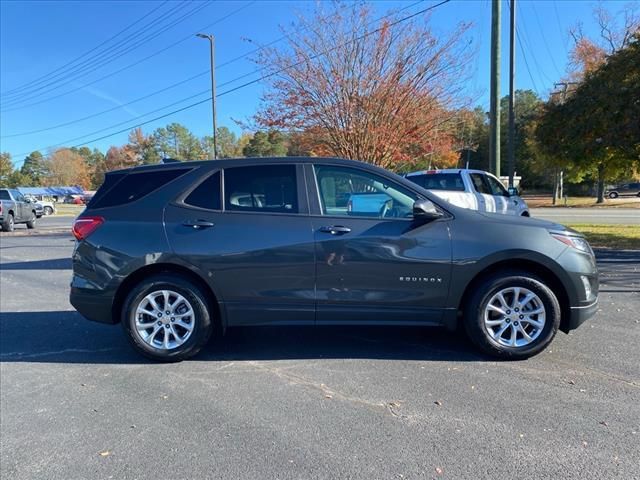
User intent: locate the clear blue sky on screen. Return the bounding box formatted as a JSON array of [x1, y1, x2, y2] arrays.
[[0, 0, 618, 166]]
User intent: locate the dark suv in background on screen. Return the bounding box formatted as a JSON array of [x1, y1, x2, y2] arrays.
[[605, 182, 640, 199], [70, 157, 598, 362]]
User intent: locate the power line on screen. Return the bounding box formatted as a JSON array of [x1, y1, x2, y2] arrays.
[[0, 2, 190, 104], [515, 27, 540, 95], [529, 2, 562, 78], [1, 2, 210, 109], [0, 1, 170, 97], [2, 0, 425, 138], [515, 2, 554, 88], [10, 0, 451, 160], [0, 2, 254, 112]]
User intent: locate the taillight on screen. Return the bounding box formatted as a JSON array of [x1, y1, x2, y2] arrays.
[[72, 216, 104, 241]]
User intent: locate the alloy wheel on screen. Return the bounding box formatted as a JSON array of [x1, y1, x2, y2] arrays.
[[134, 290, 195, 350], [483, 287, 546, 348]]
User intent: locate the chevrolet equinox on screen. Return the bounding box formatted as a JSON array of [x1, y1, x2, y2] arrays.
[[70, 157, 598, 361]]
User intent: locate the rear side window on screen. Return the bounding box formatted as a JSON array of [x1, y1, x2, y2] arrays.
[[184, 172, 221, 210], [410, 173, 465, 191], [224, 165, 298, 213], [0, 190, 10, 200], [91, 169, 190, 208], [470, 173, 492, 195]]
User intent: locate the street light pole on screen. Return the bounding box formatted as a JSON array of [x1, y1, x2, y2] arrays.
[[196, 33, 217, 159]]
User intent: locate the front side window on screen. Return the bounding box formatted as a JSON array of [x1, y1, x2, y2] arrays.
[[470, 173, 492, 195], [224, 165, 298, 213], [314, 165, 416, 218], [485, 175, 509, 196]]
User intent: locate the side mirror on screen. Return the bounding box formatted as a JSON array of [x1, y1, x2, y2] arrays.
[[413, 199, 443, 220], [508, 187, 519, 197]]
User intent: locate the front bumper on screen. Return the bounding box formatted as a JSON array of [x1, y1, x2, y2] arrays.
[[566, 298, 598, 332]]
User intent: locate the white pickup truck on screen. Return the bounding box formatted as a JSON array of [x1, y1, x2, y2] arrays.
[[405, 169, 530, 216]]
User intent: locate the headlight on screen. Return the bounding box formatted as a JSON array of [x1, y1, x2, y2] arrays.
[[551, 233, 593, 254]]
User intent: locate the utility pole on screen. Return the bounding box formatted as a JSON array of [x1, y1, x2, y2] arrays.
[[489, 0, 501, 177], [507, 0, 516, 188], [196, 33, 217, 159]]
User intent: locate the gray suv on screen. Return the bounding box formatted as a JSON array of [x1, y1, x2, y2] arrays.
[[70, 157, 598, 362]]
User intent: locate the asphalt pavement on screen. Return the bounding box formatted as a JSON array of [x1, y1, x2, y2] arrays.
[[1, 233, 639, 480]]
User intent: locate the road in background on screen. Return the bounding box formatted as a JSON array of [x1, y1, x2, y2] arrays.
[[531, 208, 639, 225], [1, 234, 639, 480]]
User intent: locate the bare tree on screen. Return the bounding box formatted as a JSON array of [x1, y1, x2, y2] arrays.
[[252, 3, 474, 169]]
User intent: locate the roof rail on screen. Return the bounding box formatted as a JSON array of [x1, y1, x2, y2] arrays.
[[161, 157, 181, 164]]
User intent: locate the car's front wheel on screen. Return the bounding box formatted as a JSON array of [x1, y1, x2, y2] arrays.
[[608, 192, 619, 199], [121, 274, 214, 362], [44, 206, 54, 215], [464, 271, 560, 359]]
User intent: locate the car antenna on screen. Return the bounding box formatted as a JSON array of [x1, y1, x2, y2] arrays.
[[161, 157, 181, 164]]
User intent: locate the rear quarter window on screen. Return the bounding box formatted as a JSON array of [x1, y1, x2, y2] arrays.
[[184, 172, 221, 210], [90, 168, 191, 209]]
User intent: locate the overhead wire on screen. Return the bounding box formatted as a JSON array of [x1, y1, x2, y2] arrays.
[[1, 2, 212, 109], [0, 0, 170, 97], [10, 0, 452, 159], [0, 2, 254, 112], [2, 0, 425, 138]]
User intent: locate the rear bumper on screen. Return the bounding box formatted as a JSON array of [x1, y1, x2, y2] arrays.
[[70, 274, 117, 324], [565, 298, 598, 332]]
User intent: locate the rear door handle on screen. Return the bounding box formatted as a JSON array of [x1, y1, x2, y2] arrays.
[[183, 219, 215, 229], [319, 225, 351, 235]]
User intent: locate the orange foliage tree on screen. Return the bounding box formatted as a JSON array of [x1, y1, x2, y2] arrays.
[[252, 3, 474, 171], [44, 149, 91, 189]]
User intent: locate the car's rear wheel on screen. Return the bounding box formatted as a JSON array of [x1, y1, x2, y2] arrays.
[[121, 274, 214, 362], [463, 271, 560, 359], [608, 192, 618, 199], [2, 214, 14, 232]]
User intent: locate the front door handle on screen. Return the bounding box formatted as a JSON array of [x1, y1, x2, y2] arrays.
[[183, 219, 215, 229], [319, 225, 351, 235]]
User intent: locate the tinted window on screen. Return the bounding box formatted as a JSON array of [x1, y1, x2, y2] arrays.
[[184, 172, 221, 210], [91, 168, 190, 208], [0, 190, 10, 200], [409, 173, 465, 191], [470, 173, 492, 195], [315, 165, 416, 218], [224, 165, 298, 213], [87, 171, 128, 208], [485, 175, 509, 196]]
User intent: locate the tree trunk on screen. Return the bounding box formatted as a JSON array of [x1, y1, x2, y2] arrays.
[[596, 162, 605, 204]]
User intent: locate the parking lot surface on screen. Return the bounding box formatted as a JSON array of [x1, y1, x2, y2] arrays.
[[1, 233, 639, 480]]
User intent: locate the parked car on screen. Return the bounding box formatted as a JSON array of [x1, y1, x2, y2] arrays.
[[405, 169, 530, 216], [70, 157, 598, 362], [0, 188, 37, 231], [605, 182, 640, 199], [33, 202, 44, 218], [24, 194, 57, 215]]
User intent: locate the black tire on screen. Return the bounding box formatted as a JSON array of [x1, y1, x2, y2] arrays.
[[44, 206, 53, 215], [121, 274, 214, 362], [463, 270, 561, 360], [2, 214, 14, 232], [26, 213, 36, 229], [521, 211, 530, 217], [608, 192, 618, 199]]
